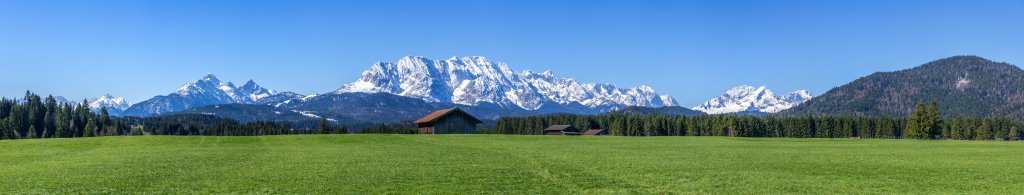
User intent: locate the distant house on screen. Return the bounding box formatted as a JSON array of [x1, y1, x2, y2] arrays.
[[583, 129, 608, 136], [414, 108, 482, 134], [543, 125, 581, 135]]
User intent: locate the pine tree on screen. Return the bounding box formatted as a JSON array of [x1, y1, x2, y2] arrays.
[[54, 105, 69, 138], [84, 119, 97, 137], [950, 116, 965, 140], [926, 101, 942, 139], [0, 121, 6, 140], [317, 116, 329, 134], [9, 106, 29, 138], [905, 101, 928, 139], [99, 107, 111, 128], [976, 119, 993, 140], [1010, 126, 1020, 141], [26, 125, 36, 139], [2, 119, 20, 139]]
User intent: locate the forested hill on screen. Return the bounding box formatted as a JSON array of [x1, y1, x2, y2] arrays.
[[781, 56, 1024, 119]]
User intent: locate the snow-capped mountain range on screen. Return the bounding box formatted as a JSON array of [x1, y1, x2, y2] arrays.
[[336, 56, 678, 110], [174, 74, 277, 104], [692, 85, 812, 114], [89, 94, 130, 111], [122, 74, 301, 116]]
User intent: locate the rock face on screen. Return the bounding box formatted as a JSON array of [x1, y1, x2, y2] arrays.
[[692, 85, 812, 114], [335, 56, 678, 111]]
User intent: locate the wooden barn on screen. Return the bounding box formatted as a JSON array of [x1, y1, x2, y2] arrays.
[[414, 108, 482, 134], [583, 129, 608, 136], [543, 125, 581, 135]]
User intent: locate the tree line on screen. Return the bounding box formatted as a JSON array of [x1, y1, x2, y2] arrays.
[[0, 91, 333, 140], [492, 101, 1023, 141], [0, 92, 126, 139]]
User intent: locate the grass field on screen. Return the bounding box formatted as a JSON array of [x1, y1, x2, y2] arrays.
[[1, 135, 1022, 194]]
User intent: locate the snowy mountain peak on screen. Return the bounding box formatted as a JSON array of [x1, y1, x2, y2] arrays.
[[336, 56, 678, 110], [201, 73, 220, 83], [88, 94, 131, 113], [693, 85, 812, 114]]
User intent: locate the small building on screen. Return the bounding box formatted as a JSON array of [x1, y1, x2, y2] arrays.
[[583, 129, 608, 136], [414, 108, 483, 134], [543, 125, 581, 135]]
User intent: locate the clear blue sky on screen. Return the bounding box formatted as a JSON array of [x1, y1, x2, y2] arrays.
[[1, 0, 1022, 106]]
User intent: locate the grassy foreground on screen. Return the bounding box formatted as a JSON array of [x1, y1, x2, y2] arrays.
[[1, 135, 1022, 194]]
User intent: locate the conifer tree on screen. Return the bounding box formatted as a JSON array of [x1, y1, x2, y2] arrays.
[[54, 113, 66, 138], [26, 125, 36, 139], [926, 101, 942, 139], [976, 119, 993, 140], [84, 119, 97, 137], [9, 106, 29, 138], [905, 101, 926, 139], [950, 116, 965, 140], [99, 107, 111, 128], [1010, 126, 1020, 141], [318, 116, 329, 134], [2, 119, 19, 139]]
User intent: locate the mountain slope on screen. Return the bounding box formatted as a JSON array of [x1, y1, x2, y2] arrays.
[[173, 104, 330, 123], [781, 56, 1024, 119], [336, 56, 677, 111], [692, 85, 812, 114]]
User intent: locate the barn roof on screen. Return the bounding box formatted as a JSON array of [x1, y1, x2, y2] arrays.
[[414, 108, 483, 124], [544, 125, 576, 131]]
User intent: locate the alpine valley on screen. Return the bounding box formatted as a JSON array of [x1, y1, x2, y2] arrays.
[[114, 56, 689, 124]]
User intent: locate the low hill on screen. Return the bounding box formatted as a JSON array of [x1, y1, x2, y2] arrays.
[[782, 56, 1024, 119]]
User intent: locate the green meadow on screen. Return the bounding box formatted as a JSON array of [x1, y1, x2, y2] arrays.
[[1, 135, 1022, 194]]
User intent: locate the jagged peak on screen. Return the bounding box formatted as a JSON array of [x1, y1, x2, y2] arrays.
[[635, 85, 655, 92], [446, 56, 488, 62], [241, 79, 260, 88], [521, 70, 556, 77], [201, 73, 219, 82]]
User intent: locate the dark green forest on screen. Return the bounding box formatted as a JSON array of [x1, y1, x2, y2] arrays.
[[492, 101, 1023, 141]]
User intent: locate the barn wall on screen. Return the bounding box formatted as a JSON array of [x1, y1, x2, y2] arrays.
[[433, 113, 478, 134]]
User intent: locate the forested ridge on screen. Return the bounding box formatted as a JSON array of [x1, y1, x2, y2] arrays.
[[782, 55, 1024, 120]]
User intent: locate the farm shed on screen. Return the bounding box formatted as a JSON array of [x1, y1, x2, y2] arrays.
[[414, 108, 482, 134], [543, 125, 581, 135], [583, 129, 608, 136]]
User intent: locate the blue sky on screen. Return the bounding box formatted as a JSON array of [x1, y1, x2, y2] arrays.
[[1, 0, 1022, 106]]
